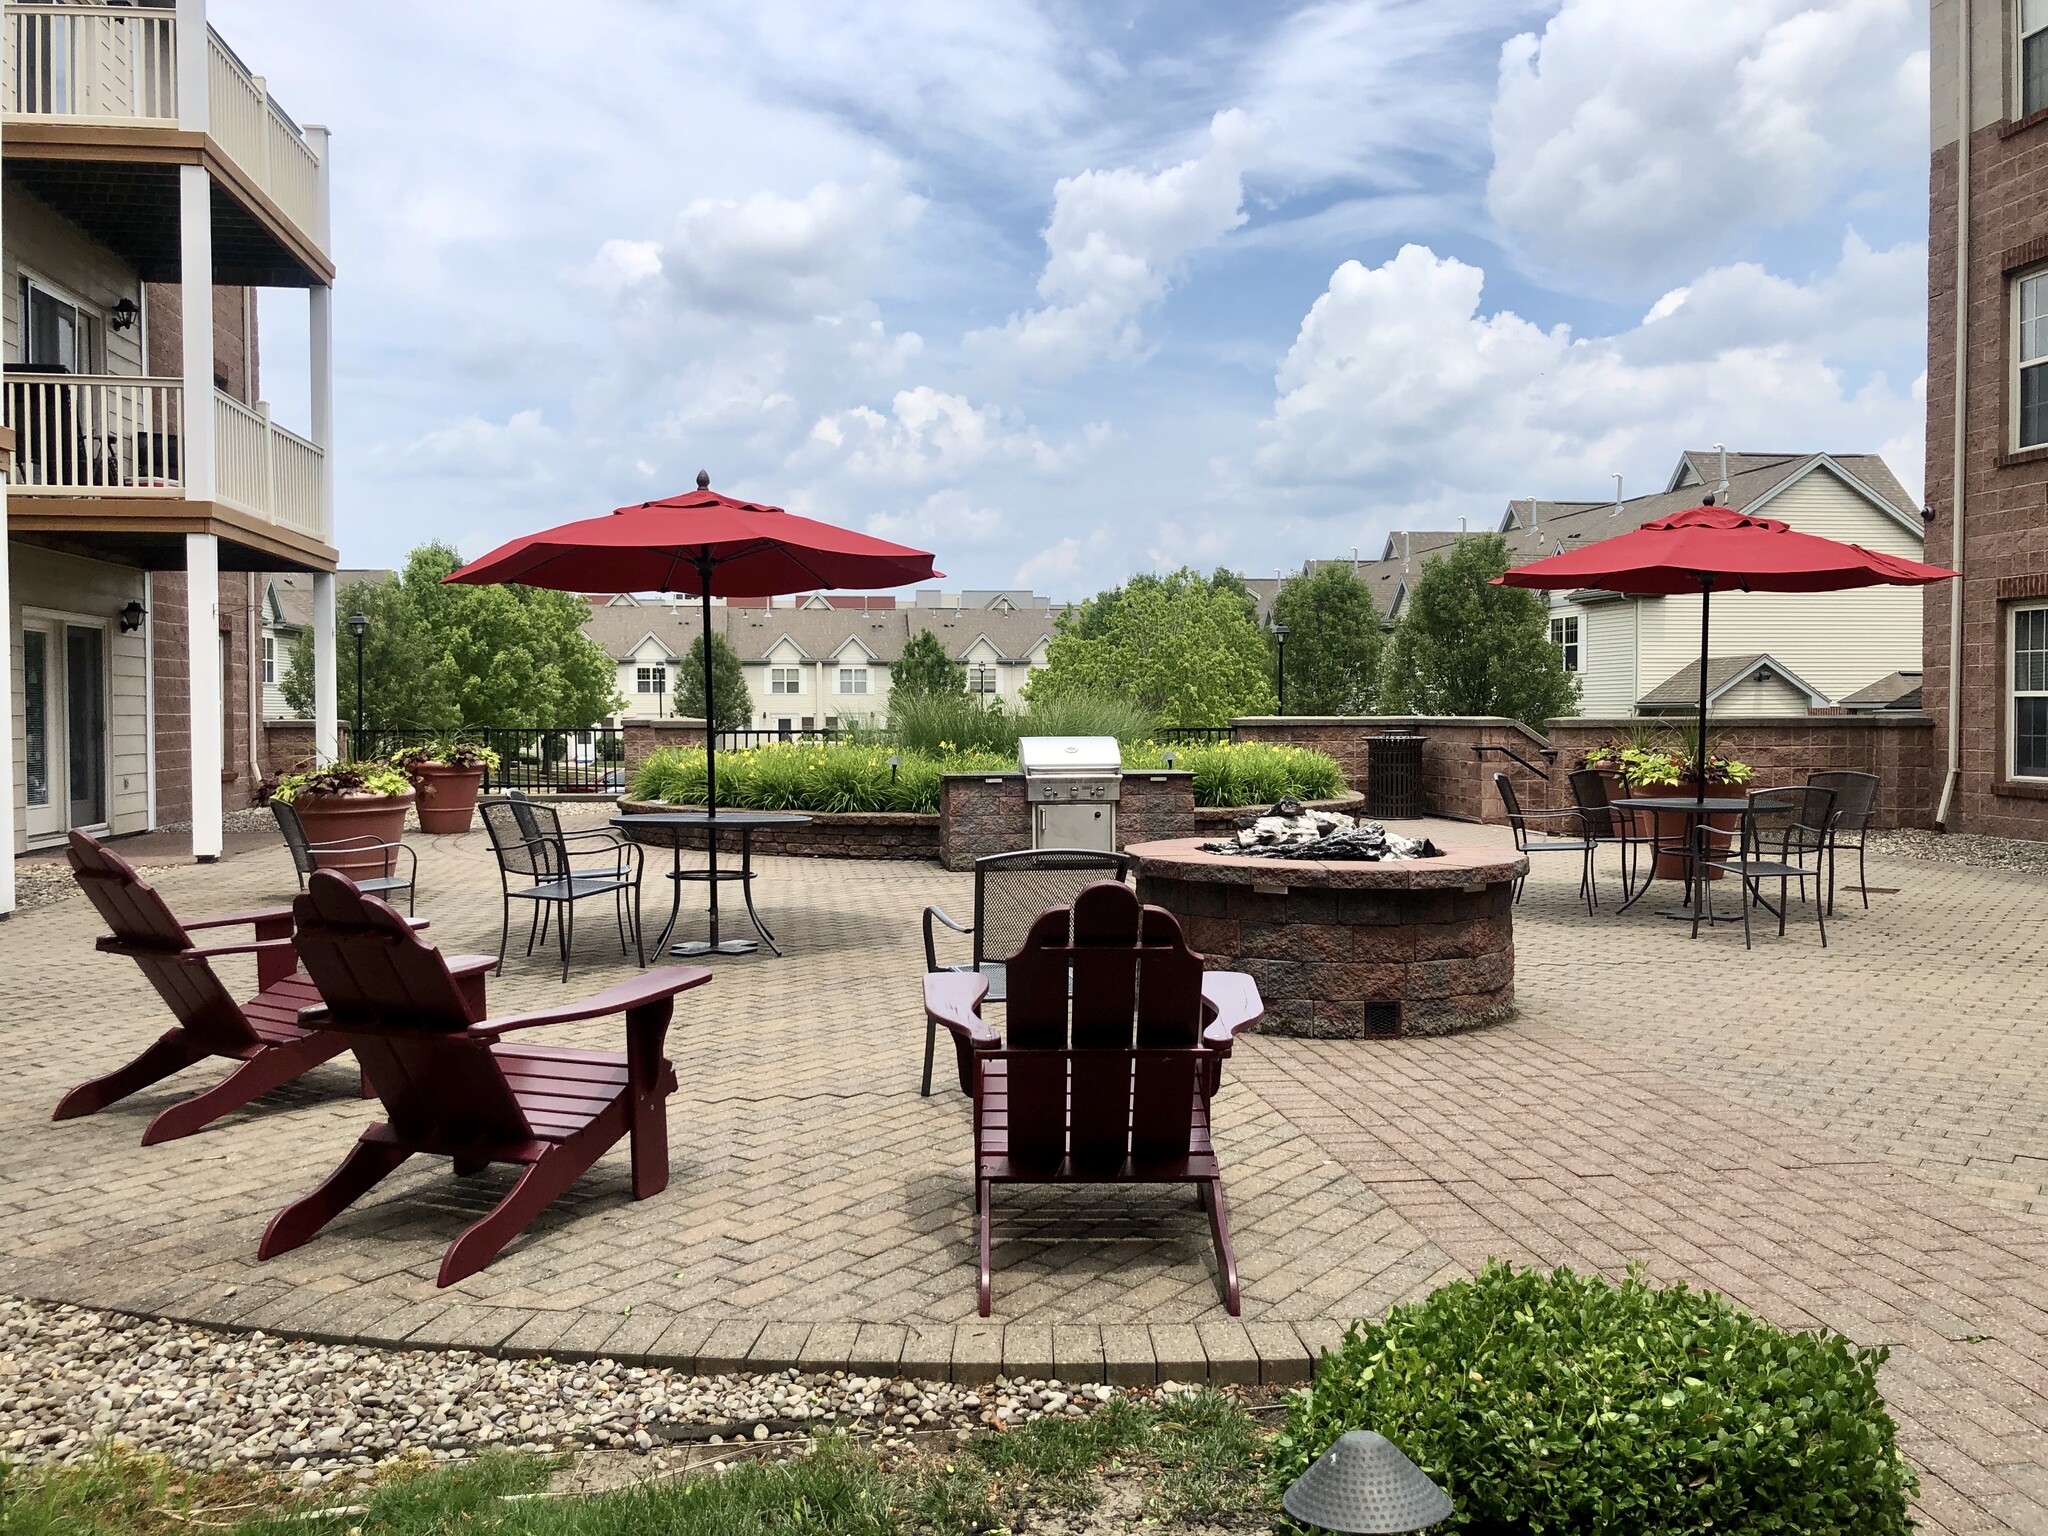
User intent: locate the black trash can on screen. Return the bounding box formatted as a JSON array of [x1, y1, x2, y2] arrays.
[[1367, 733, 1425, 820]]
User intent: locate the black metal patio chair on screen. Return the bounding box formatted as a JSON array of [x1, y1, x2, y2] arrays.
[[1568, 768, 1656, 906], [1495, 773, 1598, 914], [919, 847, 1132, 1096], [1808, 770, 1878, 913], [271, 799, 417, 913], [478, 796, 643, 982], [1691, 784, 1837, 949]]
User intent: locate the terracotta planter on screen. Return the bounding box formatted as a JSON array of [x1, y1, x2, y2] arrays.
[[290, 788, 415, 881], [411, 763, 487, 834], [1622, 779, 1738, 882]]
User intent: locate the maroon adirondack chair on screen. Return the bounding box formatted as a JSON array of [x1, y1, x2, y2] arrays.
[[55, 829, 363, 1145], [924, 880, 1263, 1317], [260, 870, 710, 1286]]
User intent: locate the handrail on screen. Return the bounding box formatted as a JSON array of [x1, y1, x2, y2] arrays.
[[1471, 743, 1557, 781]]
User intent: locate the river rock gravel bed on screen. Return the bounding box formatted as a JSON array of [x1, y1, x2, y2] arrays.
[[0, 1297, 1142, 1485], [1866, 827, 2048, 876]]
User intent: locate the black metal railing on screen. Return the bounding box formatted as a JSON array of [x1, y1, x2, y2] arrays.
[[1154, 726, 1235, 745], [344, 726, 627, 794], [1470, 743, 1558, 782]]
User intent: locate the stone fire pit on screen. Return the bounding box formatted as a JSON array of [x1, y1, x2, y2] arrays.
[[1127, 836, 1527, 1038]]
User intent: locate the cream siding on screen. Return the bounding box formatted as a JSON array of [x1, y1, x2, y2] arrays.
[[1633, 470, 1926, 709], [9, 544, 150, 850], [1569, 600, 1640, 716], [2, 186, 145, 375], [1711, 672, 1813, 714]]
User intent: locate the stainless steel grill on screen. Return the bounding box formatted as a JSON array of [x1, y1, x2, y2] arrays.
[[1018, 735, 1122, 852]]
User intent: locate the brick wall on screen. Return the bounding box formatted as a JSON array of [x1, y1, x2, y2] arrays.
[[1234, 716, 1554, 824], [938, 773, 1027, 870], [1923, 106, 2048, 840], [148, 572, 265, 823], [262, 720, 317, 782], [615, 801, 938, 861], [1544, 715, 1939, 829], [144, 282, 258, 402], [622, 718, 707, 783]]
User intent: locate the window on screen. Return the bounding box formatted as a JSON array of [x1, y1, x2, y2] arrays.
[[837, 667, 869, 694], [635, 665, 666, 694], [1549, 614, 1580, 673], [2021, 269, 2048, 449], [968, 664, 998, 694], [2025, 0, 2048, 117], [2014, 603, 2048, 780], [770, 666, 802, 694], [262, 636, 276, 685], [21, 278, 93, 372]]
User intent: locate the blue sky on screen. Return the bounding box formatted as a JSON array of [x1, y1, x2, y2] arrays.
[[219, 0, 1931, 595]]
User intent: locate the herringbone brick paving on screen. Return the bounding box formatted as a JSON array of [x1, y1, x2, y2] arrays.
[[0, 810, 2043, 1529]]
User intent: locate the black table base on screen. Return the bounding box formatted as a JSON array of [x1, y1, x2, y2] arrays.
[[611, 812, 813, 960]]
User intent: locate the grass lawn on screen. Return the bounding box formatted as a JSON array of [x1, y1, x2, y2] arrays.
[[0, 1389, 1274, 1536]]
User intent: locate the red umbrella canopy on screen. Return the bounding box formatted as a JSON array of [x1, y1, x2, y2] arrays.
[[443, 481, 940, 597], [1494, 504, 1955, 596]]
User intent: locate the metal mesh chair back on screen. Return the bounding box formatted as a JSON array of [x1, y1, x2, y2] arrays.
[[271, 800, 317, 880], [479, 798, 558, 880], [1746, 784, 1835, 858], [976, 848, 1132, 968], [1808, 770, 1877, 831], [1567, 769, 1619, 839]]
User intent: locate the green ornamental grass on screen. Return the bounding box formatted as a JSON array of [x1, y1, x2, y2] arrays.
[[629, 739, 1345, 813], [1269, 1262, 1917, 1536]]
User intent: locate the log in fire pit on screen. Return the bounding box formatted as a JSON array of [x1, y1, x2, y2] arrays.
[[1128, 812, 1525, 1038]]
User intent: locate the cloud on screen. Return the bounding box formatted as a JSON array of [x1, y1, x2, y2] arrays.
[[1255, 241, 1926, 512], [1487, 0, 1927, 285], [1015, 536, 1083, 586], [801, 386, 1105, 483], [656, 178, 926, 320], [967, 110, 1264, 377], [866, 489, 1007, 546]]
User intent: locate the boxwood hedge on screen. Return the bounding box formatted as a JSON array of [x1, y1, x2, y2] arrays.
[[1270, 1262, 1916, 1535]]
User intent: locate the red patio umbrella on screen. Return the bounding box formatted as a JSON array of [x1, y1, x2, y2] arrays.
[[1495, 501, 1956, 804], [446, 472, 940, 949]]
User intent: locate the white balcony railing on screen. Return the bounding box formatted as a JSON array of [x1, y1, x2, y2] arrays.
[[213, 390, 325, 539], [2, 373, 328, 542], [1, 4, 324, 249]]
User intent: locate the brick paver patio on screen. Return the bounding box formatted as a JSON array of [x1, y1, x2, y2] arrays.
[[0, 811, 2043, 1531]]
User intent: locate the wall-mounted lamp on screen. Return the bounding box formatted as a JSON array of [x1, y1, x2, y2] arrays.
[[118, 600, 146, 633], [108, 297, 139, 333]]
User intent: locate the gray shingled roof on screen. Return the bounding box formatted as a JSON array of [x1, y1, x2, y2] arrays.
[[1839, 671, 1925, 710], [581, 602, 1060, 665], [266, 570, 396, 630], [1637, 653, 1828, 709]]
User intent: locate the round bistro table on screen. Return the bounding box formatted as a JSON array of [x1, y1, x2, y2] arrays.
[[611, 811, 812, 958], [1618, 794, 1788, 924]]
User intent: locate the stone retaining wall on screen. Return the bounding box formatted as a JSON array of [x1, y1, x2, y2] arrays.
[[614, 800, 938, 860], [1233, 716, 1552, 825], [622, 718, 707, 782]]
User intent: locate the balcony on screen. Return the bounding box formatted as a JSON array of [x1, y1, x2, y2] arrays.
[[4, 372, 327, 542], [1, 2, 324, 254]]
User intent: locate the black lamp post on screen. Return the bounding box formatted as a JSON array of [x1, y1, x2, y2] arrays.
[[1272, 622, 1291, 716], [346, 611, 369, 755]]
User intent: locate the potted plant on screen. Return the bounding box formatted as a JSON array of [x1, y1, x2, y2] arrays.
[[268, 760, 416, 881], [1616, 743, 1755, 881], [392, 741, 500, 833]]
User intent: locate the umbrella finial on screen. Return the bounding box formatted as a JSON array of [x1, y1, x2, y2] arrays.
[[697, 469, 711, 490], [1701, 492, 1716, 507]]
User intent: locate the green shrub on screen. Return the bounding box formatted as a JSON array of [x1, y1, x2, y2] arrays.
[[628, 742, 1010, 814], [1126, 741, 1345, 806], [1270, 1262, 1917, 1536], [888, 691, 1157, 758], [1020, 692, 1156, 744]]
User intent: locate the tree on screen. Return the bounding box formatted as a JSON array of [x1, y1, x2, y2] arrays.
[[1377, 533, 1580, 726], [1271, 564, 1385, 715], [1026, 567, 1276, 726], [675, 631, 752, 731], [890, 626, 966, 700], [283, 543, 623, 734]]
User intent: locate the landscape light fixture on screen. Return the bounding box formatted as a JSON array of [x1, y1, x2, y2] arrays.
[[118, 600, 146, 633], [1272, 622, 1291, 716], [1162, 749, 1178, 770], [1281, 1431, 1453, 1534], [347, 612, 370, 751], [887, 752, 901, 784]]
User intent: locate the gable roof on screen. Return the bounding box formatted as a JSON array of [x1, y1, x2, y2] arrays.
[[265, 569, 396, 631], [1637, 653, 1831, 710], [1839, 671, 1925, 711]]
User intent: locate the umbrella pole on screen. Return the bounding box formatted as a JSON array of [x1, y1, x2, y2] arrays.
[[699, 557, 722, 952], [1694, 574, 1711, 806]]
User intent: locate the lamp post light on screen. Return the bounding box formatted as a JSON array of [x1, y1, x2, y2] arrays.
[[1282, 1431, 1452, 1533], [1272, 622, 1291, 716], [346, 612, 370, 755]]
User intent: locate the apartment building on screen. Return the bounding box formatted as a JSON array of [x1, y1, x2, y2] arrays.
[[1925, 0, 2048, 838], [2, 0, 340, 911], [584, 590, 1060, 727]]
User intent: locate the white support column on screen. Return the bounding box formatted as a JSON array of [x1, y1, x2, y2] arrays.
[[0, 125, 12, 915], [179, 165, 216, 501], [309, 285, 333, 543], [312, 572, 337, 764], [175, 0, 208, 133], [186, 535, 223, 861]]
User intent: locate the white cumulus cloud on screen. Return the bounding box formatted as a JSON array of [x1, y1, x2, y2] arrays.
[[1487, 0, 1927, 285], [968, 110, 1264, 377], [1256, 242, 1925, 513]]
